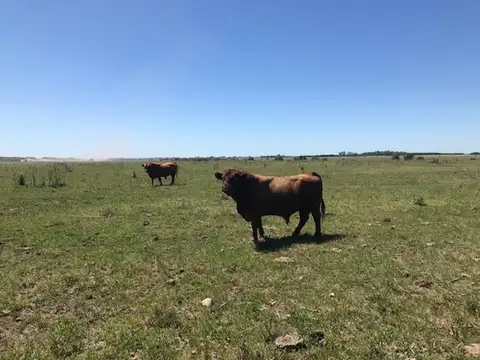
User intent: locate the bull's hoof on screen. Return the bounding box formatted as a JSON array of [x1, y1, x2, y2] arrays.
[[314, 232, 322, 237]]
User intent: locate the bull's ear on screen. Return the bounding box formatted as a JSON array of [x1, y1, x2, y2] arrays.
[[214, 172, 223, 180]]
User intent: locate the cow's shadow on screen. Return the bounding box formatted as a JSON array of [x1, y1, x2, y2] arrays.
[[253, 233, 346, 253]]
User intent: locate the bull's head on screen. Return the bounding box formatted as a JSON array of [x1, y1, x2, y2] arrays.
[[141, 163, 149, 171], [214, 169, 249, 197]]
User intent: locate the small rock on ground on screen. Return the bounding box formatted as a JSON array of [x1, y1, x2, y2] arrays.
[[201, 298, 213, 307], [274, 256, 293, 263], [464, 343, 480, 356], [275, 333, 305, 350]]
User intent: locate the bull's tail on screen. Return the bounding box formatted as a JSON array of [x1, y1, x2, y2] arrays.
[[309, 171, 322, 179], [309, 171, 326, 217]]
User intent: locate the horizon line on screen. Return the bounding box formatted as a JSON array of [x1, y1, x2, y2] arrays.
[[1, 150, 479, 162]]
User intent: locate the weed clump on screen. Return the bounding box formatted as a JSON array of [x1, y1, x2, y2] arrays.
[[148, 308, 181, 329], [12, 164, 67, 188], [48, 318, 85, 358], [101, 207, 116, 218], [414, 196, 427, 206], [13, 173, 26, 186], [47, 163, 66, 187], [55, 162, 73, 172]]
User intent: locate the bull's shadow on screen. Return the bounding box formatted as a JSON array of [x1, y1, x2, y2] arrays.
[[152, 183, 186, 187], [253, 233, 346, 252]]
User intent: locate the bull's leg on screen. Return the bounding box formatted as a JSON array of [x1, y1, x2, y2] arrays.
[[170, 174, 175, 185], [251, 218, 260, 243], [158, 177, 163, 186], [311, 207, 322, 237], [258, 217, 265, 240], [292, 210, 309, 236], [321, 198, 326, 217], [151, 177, 154, 186]]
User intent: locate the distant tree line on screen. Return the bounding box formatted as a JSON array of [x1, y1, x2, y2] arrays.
[[0, 156, 77, 162], [334, 150, 468, 157], [0, 157, 27, 162], [1, 151, 478, 162]]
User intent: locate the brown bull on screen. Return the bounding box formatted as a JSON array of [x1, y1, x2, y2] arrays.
[[214, 168, 326, 242], [142, 161, 178, 186]]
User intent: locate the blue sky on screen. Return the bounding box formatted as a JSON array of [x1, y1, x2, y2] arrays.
[[1, 0, 479, 158]]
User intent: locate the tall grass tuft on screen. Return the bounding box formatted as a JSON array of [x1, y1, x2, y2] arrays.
[[28, 165, 38, 187], [414, 195, 427, 206], [13, 173, 26, 187], [47, 163, 67, 188]]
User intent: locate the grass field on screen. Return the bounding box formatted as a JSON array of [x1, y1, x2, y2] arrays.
[[1, 156, 479, 359]]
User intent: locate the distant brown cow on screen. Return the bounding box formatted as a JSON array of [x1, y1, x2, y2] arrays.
[[142, 162, 178, 186], [214, 168, 326, 242]]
